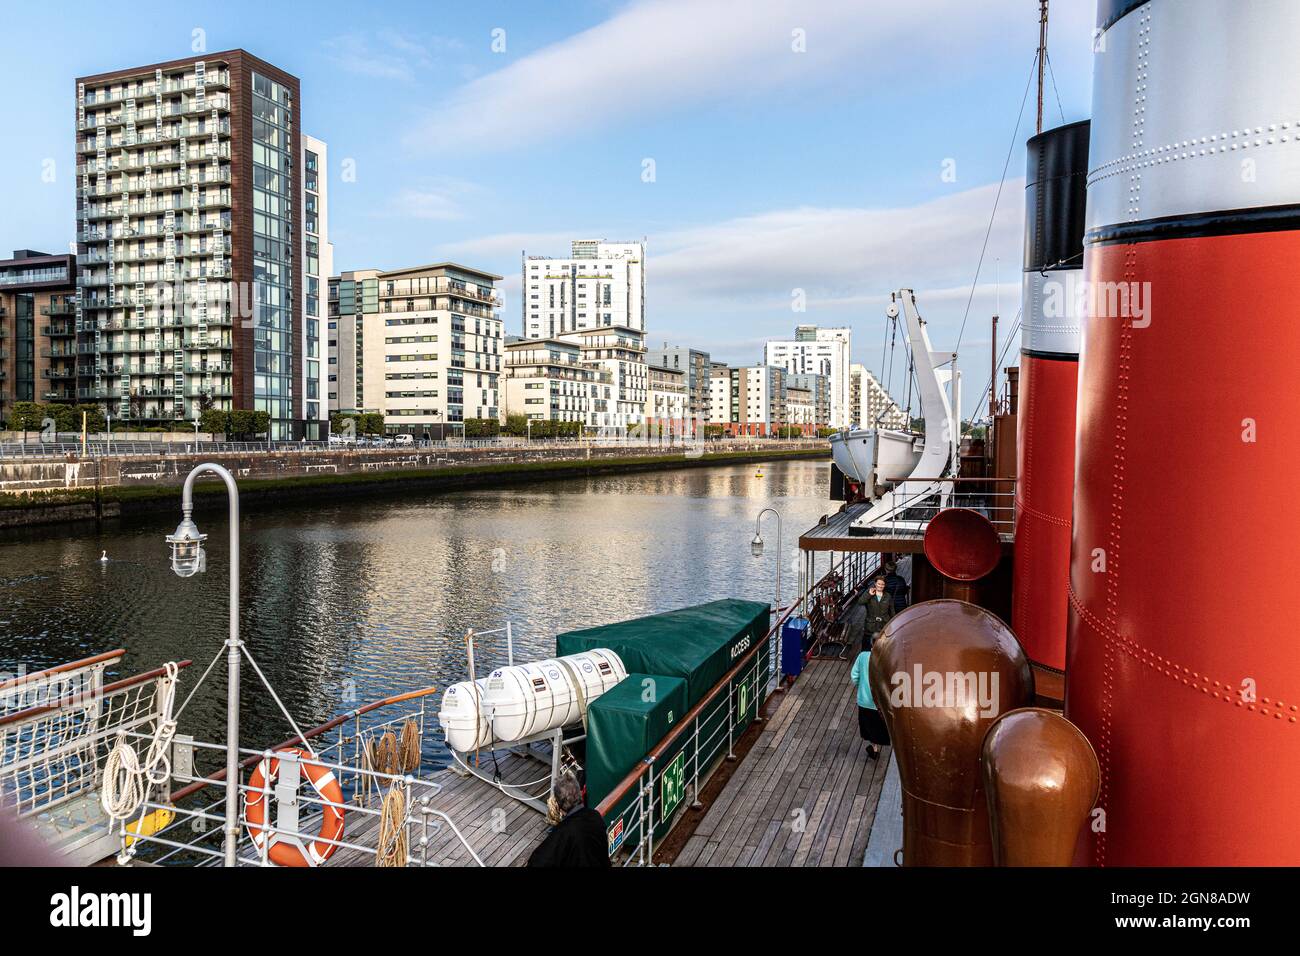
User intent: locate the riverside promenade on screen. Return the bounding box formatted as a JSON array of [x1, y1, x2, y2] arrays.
[[0, 438, 827, 527]]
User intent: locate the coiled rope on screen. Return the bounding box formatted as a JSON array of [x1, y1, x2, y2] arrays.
[[101, 662, 180, 822], [375, 781, 408, 867]]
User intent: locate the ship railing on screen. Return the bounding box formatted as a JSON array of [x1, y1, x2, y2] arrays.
[[0, 649, 123, 718], [595, 550, 877, 865], [118, 685, 483, 867], [869, 476, 1017, 538], [0, 658, 192, 837]]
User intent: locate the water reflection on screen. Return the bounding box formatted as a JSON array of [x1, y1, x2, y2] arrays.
[[0, 460, 831, 762]]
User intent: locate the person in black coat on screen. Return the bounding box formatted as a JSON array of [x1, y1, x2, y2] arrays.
[[863, 576, 895, 646], [527, 772, 611, 867]]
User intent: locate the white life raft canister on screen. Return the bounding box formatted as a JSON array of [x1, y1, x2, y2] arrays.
[[486, 649, 626, 744], [438, 677, 494, 752]]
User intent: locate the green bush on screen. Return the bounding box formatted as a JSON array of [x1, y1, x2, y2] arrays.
[[464, 418, 501, 438]]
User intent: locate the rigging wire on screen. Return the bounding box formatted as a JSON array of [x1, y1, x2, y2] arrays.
[[954, 51, 1040, 357], [1045, 49, 1067, 126]]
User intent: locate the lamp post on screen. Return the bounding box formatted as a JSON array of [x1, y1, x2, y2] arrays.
[[751, 507, 783, 614], [165, 462, 241, 867]]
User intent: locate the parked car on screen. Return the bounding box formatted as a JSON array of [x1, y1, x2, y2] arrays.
[[393, 433, 414, 446]]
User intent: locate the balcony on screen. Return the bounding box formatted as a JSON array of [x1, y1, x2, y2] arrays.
[[42, 369, 76, 380], [42, 324, 76, 338], [186, 363, 233, 374], [40, 347, 77, 358]]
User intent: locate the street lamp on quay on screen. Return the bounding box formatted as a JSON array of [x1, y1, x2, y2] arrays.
[[164, 462, 242, 867], [751, 507, 783, 614]]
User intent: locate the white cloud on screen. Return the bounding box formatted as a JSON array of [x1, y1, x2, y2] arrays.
[[324, 31, 465, 83], [378, 178, 486, 222], [410, 0, 1094, 152], [439, 176, 1024, 356]]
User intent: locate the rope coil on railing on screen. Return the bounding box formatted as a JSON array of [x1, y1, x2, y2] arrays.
[[375, 781, 409, 867], [100, 662, 180, 862]]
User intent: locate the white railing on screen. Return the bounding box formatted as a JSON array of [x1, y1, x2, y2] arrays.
[[0, 436, 828, 462]]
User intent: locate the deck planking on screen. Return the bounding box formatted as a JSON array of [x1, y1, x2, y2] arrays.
[[673, 596, 891, 867]]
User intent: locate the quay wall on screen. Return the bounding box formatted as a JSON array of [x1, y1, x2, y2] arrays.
[[0, 443, 828, 528]]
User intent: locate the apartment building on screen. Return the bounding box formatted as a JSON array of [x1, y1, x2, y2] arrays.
[[787, 372, 830, 429], [301, 134, 332, 439], [327, 268, 377, 414], [502, 337, 601, 424], [763, 325, 851, 428], [0, 250, 79, 421], [707, 364, 786, 436], [523, 240, 645, 339], [554, 325, 646, 430], [328, 263, 502, 437], [850, 362, 909, 429], [786, 383, 816, 436], [644, 344, 709, 434], [644, 363, 688, 436], [75, 51, 310, 438]]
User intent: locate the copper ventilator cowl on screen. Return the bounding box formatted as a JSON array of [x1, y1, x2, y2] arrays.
[[981, 707, 1100, 867], [868, 600, 1034, 866]]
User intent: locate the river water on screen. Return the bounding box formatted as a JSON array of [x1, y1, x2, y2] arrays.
[[0, 459, 832, 762]]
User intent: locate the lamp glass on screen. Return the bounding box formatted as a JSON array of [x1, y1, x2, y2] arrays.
[[751, 534, 764, 558], [166, 518, 207, 578]]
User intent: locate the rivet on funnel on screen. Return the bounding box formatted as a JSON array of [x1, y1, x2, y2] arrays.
[[924, 507, 1001, 583]]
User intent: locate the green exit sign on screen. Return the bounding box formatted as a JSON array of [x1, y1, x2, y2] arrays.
[[661, 750, 686, 820]]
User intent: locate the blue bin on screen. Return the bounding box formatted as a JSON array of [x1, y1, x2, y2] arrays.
[[781, 617, 810, 679]]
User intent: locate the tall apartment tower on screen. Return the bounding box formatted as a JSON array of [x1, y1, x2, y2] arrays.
[[763, 325, 851, 428], [301, 134, 332, 439], [522, 240, 645, 339], [75, 51, 305, 438]]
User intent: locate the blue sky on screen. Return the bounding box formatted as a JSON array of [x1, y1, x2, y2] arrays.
[[0, 0, 1095, 416]]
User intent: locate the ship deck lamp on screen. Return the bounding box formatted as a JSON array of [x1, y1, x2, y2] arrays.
[[166, 513, 207, 577]]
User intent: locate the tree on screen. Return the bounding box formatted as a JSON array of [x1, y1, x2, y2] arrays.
[[8, 402, 44, 439], [199, 408, 228, 436], [251, 410, 271, 437], [463, 418, 501, 438], [503, 413, 529, 438], [227, 410, 255, 440]]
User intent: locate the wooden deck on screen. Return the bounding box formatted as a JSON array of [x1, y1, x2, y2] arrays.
[[673, 598, 892, 867], [324, 594, 895, 869], [327, 750, 554, 867]]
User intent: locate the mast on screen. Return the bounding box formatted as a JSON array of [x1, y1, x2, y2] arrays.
[[1036, 0, 1049, 134]]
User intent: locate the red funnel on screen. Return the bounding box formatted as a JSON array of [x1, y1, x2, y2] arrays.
[[924, 508, 1000, 582]]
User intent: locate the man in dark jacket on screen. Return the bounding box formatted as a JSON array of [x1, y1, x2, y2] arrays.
[[863, 576, 895, 647], [883, 561, 910, 614], [527, 772, 611, 867]]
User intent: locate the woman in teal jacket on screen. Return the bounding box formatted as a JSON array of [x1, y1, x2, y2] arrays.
[[850, 641, 890, 760]]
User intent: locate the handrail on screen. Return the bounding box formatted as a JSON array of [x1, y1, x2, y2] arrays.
[[169, 685, 438, 802], [595, 555, 859, 820], [0, 649, 124, 692], [0, 659, 192, 727]]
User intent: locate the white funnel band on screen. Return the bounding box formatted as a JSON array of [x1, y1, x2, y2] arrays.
[[1088, 0, 1300, 234], [1021, 269, 1083, 358]]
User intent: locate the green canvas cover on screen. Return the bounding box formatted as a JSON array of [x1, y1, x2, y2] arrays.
[[585, 673, 688, 809], [561, 599, 774, 856], [556, 598, 771, 707]]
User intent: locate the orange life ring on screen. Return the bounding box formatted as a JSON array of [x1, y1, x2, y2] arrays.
[[244, 747, 346, 867]]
